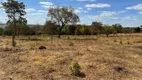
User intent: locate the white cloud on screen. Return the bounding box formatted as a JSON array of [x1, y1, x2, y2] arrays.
[[97, 11, 126, 17], [87, 8, 92, 10], [41, 5, 51, 8], [126, 4, 142, 10], [39, 1, 54, 9], [85, 3, 111, 8], [99, 11, 117, 17], [75, 9, 81, 14], [81, 15, 142, 27], [27, 13, 43, 16], [139, 11, 142, 14], [78, 7, 83, 10], [25, 8, 36, 12], [26, 9, 47, 16], [38, 10, 47, 13], [81, 11, 126, 24], [75, 7, 88, 14], [39, 1, 53, 6]]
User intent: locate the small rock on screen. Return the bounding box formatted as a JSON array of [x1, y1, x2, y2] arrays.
[[39, 46, 46, 50], [3, 47, 12, 51], [114, 66, 124, 73]]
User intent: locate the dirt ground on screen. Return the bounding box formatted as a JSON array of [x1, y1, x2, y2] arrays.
[[0, 34, 142, 80]]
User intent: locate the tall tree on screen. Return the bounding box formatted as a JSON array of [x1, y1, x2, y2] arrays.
[[48, 6, 80, 38], [91, 22, 103, 35], [2, 0, 27, 47], [112, 24, 123, 33], [103, 25, 116, 37]]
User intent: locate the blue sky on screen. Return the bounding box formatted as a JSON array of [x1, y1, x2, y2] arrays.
[[0, 0, 142, 27]]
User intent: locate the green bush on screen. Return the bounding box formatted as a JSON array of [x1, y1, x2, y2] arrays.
[[70, 61, 81, 76], [69, 42, 73, 46], [120, 40, 123, 44]]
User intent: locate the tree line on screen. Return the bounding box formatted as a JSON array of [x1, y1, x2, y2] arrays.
[[0, 21, 142, 36]]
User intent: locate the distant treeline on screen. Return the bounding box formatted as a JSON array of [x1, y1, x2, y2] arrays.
[[0, 21, 142, 36]]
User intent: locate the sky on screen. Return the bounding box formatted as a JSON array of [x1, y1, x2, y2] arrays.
[[0, 0, 142, 27]]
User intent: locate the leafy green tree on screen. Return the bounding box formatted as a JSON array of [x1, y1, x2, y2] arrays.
[[68, 25, 76, 35], [42, 20, 57, 35], [122, 27, 134, 33], [3, 29, 12, 36], [103, 25, 116, 37], [48, 6, 80, 38], [135, 27, 141, 33], [112, 24, 123, 33], [140, 25, 142, 32], [62, 25, 69, 35], [80, 25, 89, 35], [2, 0, 27, 47], [75, 25, 82, 35], [16, 19, 28, 35], [17, 25, 30, 35], [91, 22, 103, 35], [32, 24, 42, 36], [0, 27, 4, 35]]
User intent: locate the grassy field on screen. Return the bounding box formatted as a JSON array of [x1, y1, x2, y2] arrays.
[[0, 34, 142, 80]]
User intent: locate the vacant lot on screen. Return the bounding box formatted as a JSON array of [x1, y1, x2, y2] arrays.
[[0, 34, 142, 80]]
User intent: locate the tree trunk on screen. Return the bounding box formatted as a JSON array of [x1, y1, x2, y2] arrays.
[[12, 33, 15, 47], [58, 28, 62, 39], [12, 17, 16, 47], [107, 34, 109, 37]]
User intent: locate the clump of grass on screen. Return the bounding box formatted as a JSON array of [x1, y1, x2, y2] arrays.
[[70, 61, 81, 76], [86, 48, 91, 51], [96, 34, 100, 40], [28, 36, 31, 40], [67, 37, 70, 40], [127, 41, 130, 45], [120, 40, 123, 44], [69, 42, 73, 46], [114, 40, 117, 42]]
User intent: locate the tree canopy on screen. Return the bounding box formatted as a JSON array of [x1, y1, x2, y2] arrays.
[[48, 6, 80, 38]]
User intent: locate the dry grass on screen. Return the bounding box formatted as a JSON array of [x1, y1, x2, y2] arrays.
[[0, 33, 142, 80]]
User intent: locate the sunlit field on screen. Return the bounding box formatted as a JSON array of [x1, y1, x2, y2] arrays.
[[0, 34, 142, 80]]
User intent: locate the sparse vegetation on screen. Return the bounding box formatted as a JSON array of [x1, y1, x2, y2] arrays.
[[69, 42, 74, 46], [70, 61, 81, 76], [0, 0, 142, 80], [0, 34, 141, 79], [2, 0, 27, 47], [120, 40, 123, 44]]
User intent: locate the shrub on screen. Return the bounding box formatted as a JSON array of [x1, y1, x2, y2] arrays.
[[114, 40, 117, 42], [127, 41, 130, 45], [103, 25, 117, 37], [120, 40, 123, 44], [70, 61, 81, 76], [67, 37, 70, 40], [69, 42, 73, 46], [96, 34, 100, 40]]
